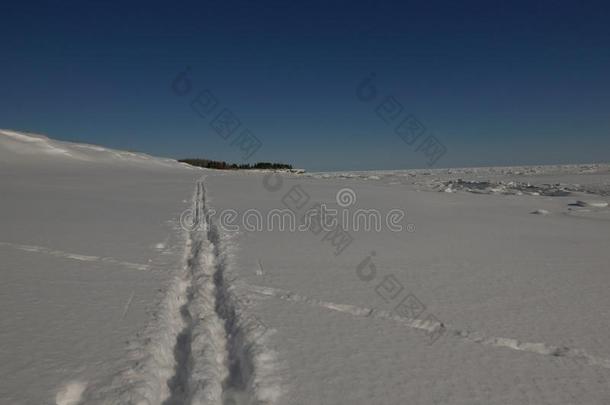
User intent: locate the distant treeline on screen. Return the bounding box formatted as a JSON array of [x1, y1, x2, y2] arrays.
[[179, 159, 293, 170]]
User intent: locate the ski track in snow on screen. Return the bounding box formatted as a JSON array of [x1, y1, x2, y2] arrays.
[[0, 241, 151, 271], [245, 284, 610, 371], [80, 180, 280, 405], [121, 291, 136, 320]]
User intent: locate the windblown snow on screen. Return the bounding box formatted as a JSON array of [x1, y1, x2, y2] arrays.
[[1, 129, 610, 404]]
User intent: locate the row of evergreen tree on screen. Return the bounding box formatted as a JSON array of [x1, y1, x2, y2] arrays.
[[179, 159, 293, 170]]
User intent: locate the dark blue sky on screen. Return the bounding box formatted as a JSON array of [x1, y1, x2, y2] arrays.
[[1, 0, 609, 170]]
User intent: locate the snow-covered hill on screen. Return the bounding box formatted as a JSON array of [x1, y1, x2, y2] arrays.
[[0, 130, 201, 404], [0, 129, 190, 169]]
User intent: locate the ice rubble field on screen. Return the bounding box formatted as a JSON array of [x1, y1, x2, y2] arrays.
[[1, 129, 610, 405]]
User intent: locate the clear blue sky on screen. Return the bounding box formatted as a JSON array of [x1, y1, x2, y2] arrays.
[[1, 0, 609, 171]]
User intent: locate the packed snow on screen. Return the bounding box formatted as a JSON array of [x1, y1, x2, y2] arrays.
[[1, 129, 610, 404]]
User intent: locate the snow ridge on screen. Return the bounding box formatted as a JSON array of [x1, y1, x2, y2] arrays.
[[0, 242, 150, 271], [0, 128, 192, 168], [246, 284, 610, 371]]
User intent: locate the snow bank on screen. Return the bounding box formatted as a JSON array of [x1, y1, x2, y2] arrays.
[[0, 129, 192, 169]]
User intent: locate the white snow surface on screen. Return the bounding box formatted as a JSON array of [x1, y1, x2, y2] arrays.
[[1, 130, 610, 404], [0, 129, 190, 169]]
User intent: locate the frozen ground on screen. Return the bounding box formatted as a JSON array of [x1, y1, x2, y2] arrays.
[[1, 130, 610, 404]]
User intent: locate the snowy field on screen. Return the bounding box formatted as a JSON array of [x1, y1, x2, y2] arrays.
[[1, 130, 610, 404]]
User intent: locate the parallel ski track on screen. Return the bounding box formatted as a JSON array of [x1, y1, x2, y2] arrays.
[[84, 180, 279, 405]]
